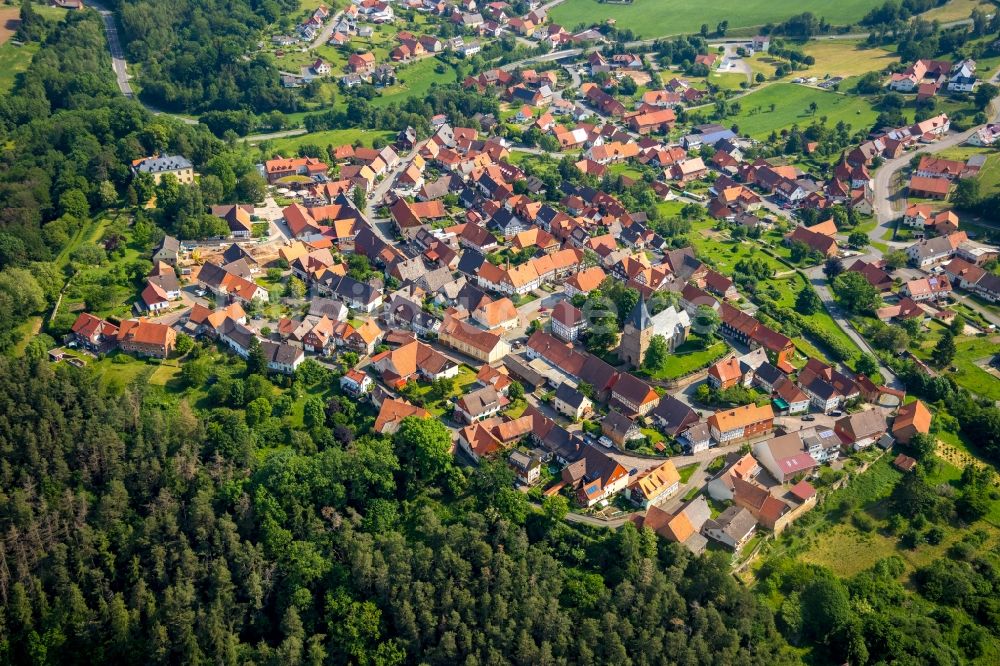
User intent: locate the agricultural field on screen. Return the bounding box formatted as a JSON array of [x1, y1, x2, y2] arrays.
[[264, 127, 394, 153], [550, 0, 877, 39], [727, 83, 880, 138], [798, 40, 898, 79]]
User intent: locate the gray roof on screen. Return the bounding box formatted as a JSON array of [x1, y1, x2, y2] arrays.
[[625, 298, 652, 330], [555, 382, 588, 410], [263, 341, 303, 367], [704, 506, 756, 542], [680, 496, 711, 531], [602, 409, 635, 438], [135, 155, 192, 173], [457, 385, 501, 417], [157, 235, 180, 254]]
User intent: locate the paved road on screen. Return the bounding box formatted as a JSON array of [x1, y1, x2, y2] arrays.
[[244, 128, 309, 143], [805, 263, 902, 388], [310, 10, 344, 50], [363, 147, 421, 244], [90, 1, 200, 124], [91, 0, 132, 98]]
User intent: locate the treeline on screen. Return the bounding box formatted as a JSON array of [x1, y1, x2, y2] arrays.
[[864, 11, 1000, 61], [0, 353, 800, 663], [860, 0, 947, 27], [111, 0, 304, 114]]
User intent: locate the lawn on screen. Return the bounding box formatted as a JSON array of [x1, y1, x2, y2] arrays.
[[912, 331, 1000, 401], [608, 162, 643, 180], [798, 41, 897, 79], [263, 127, 394, 152], [937, 146, 1000, 201], [370, 56, 457, 107], [0, 41, 38, 95], [549, 0, 877, 38], [88, 354, 157, 392], [708, 71, 748, 91], [677, 464, 698, 483], [645, 339, 728, 380], [728, 83, 880, 139]]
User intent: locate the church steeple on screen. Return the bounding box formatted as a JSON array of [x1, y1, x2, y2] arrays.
[[625, 297, 651, 331]]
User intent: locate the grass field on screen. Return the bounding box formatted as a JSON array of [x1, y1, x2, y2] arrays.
[[911, 330, 1000, 401], [0, 40, 37, 95], [920, 0, 993, 22], [264, 127, 393, 152], [935, 145, 1000, 197], [799, 41, 897, 79], [371, 56, 457, 107], [549, 0, 877, 39], [645, 339, 728, 380], [708, 71, 748, 91], [728, 83, 879, 138]]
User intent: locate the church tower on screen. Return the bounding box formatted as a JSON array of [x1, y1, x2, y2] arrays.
[[618, 298, 653, 368]]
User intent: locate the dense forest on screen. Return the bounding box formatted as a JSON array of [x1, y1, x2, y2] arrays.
[[0, 355, 799, 664], [111, 0, 304, 114]]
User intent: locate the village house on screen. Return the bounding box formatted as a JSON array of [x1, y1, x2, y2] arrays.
[[562, 445, 631, 507], [633, 497, 710, 554], [609, 372, 660, 417], [732, 478, 790, 531], [892, 399, 932, 444], [373, 398, 432, 435], [552, 382, 593, 420], [132, 155, 194, 185], [707, 403, 774, 445], [702, 506, 757, 552], [509, 450, 543, 485], [339, 368, 373, 397], [834, 408, 888, 450], [601, 409, 642, 448], [69, 313, 119, 352], [626, 460, 681, 508], [438, 314, 511, 363], [116, 319, 176, 358], [707, 452, 761, 501]]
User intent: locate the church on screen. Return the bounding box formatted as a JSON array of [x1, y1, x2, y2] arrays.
[[618, 298, 691, 368]]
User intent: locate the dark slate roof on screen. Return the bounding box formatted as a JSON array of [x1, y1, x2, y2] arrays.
[[754, 362, 784, 386], [650, 395, 699, 435], [456, 248, 486, 276], [555, 382, 588, 410], [625, 298, 652, 331]]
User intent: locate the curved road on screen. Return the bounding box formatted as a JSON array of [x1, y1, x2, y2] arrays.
[[873, 75, 1000, 232]]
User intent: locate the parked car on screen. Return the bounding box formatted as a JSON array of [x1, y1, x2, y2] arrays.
[[830, 410, 843, 417], [598, 435, 613, 448], [801, 415, 815, 421]]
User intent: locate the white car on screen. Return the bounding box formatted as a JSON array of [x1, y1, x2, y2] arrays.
[[598, 435, 613, 448]]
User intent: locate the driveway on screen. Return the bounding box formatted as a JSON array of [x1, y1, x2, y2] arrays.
[[255, 196, 291, 243]]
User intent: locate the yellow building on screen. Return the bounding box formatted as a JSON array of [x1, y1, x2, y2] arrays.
[[133, 155, 195, 185]]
